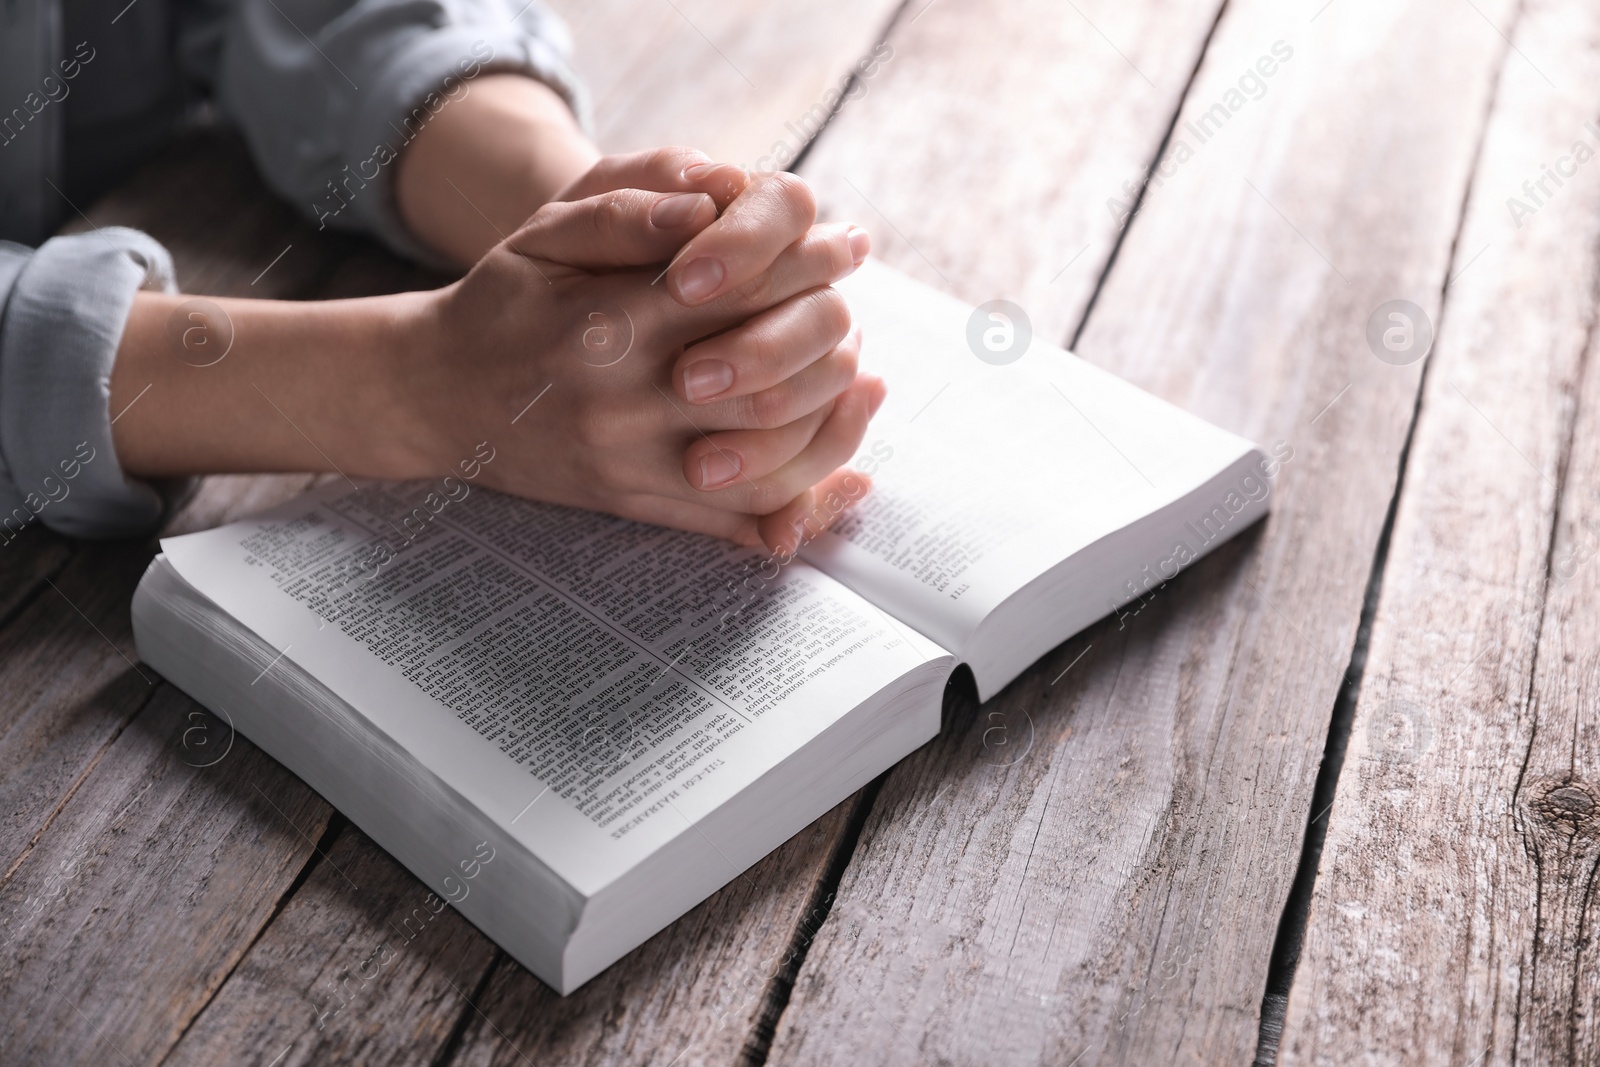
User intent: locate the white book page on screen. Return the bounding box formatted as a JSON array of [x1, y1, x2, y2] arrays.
[[160, 480, 945, 895], [803, 261, 1259, 655]]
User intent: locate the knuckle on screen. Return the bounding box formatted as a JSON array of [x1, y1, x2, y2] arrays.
[[770, 172, 818, 223], [727, 270, 776, 314], [747, 387, 790, 430], [592, 193, 630, 241], [747, 328, 781, 376], [510, 206, 556, 251], [808, 286, 852, 342], [571, 398, 620, 448], [658, 145, 705, 175]]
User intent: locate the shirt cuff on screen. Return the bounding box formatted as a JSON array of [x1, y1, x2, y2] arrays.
[[0, 228, 190, 541]]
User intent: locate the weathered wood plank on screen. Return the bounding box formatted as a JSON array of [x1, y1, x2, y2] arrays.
[[1513, 357, 1600, 1065], [768, 0, 1516, 1063], [1280, 1, 1600, 1062], [0, 473, 316, 878], [445, 794, 864, 1067], [163, 824, 497, 1067], [0, 686, 330, 1065], [800, 0, 1228, 346], [0, 541, 159, 878], [546, 0, 903, 166], [0, 123, 340, 879], [0, 526, 71, 629]]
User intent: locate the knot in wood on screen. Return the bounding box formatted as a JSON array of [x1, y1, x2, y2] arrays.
[[1532, 782, 1599, 832]]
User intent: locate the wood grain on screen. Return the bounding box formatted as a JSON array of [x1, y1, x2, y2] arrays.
[[0, 525, 71, 632], [445, 794, 865, 1067], [1280, 0, 1600, 1062], [163, 824, 498, 1067], [0, 130, 335, 865], [0, 686, 331, 1065], [0, 542, 162, 878], [768, 0, 1518, 1063], [799, 0, 1229, 347], [545, 0, 904, 166]]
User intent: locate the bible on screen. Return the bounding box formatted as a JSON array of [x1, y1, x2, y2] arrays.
[[131, 260, 1282, 993]]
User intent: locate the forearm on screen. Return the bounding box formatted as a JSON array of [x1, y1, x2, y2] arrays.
[[108, 290, 441, 482], [394, 74, 599, 267]]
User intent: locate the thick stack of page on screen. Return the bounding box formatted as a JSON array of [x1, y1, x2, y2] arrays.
[[132, 260, 1278, 993]]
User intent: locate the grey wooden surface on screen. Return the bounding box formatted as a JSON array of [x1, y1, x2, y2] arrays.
[[1283, 1, 1600, 1063], [1, 1, 1594, 1064]]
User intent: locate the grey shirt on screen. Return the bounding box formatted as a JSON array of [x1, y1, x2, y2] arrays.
[[0, 0, 585, 540]]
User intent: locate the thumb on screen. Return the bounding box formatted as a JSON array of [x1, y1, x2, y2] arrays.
[[556, 146, 749, 210], [508, 188, 718, 270]]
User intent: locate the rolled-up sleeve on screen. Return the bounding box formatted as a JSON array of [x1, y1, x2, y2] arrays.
[[0, 229, 185, 542], [184, 0, 589, 265]]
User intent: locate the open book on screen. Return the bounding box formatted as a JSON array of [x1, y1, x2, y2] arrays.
[[131, 261, 1280, 994]]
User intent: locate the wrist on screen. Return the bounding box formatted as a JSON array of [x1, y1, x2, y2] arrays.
[[366, 287, 462, 480], [110, 289, 450, 483], [395, 74, 599, 266]]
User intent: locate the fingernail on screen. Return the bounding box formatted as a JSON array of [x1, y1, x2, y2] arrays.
[[675, 257, 725, 304], [683, 359, 734, 401], [792, 518, 812, 547], [683, 161, 718, 180], [651, 192, 704, 228], [848, 226, 871, 267], [699, 450, 741, 488]]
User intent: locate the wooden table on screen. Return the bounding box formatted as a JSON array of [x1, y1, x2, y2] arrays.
[[4, 1, 1598, 1063]]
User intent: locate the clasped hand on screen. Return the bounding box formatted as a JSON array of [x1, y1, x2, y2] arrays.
[[112, 149, 882, 554], [397, 148, 883, 552]]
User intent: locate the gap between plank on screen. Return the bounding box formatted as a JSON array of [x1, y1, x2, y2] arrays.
[[429, 949, 506, 1067], [1249, 434, 1398, 1066], [740, 775, 887, 1066], [1068, 0, 1233, 352], [1250, 8, 1524, 1057], [727, 3, 940, 1057], [738, 0, 1240, 1056], [787, 0, 920, 176], [0, 672, 160, 892], [0, 536, 74, 637], [154, 814, 349, 1066]]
